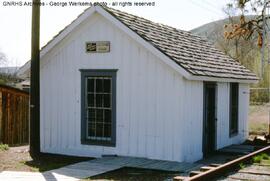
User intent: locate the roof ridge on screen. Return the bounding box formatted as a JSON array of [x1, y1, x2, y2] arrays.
[[102, 6, 188, 32], [100, 5, 213, 44]]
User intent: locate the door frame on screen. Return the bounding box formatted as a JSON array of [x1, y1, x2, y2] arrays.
[[203, 82, 217, 157]]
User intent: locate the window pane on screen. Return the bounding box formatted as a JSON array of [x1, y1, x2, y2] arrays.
[[104, 124, 111, 138], [104, 110, 111, 123], [230, 83, 239, 135], [103, 94, 111, 108], [96, 109, 103, 123], [87, 78, 95, 93], [96, 78, 103, 93], [88, 109, 95, 123], [96, 123, 103, 137], [96, 94, 103, 107], [104, 79, 111, 93], [88, 94, 95, 107], [88, 123, 95, 137]]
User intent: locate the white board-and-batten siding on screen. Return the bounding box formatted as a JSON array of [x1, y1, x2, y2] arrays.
[[40, 13, 249, 163], [216, 83, 249, 149]]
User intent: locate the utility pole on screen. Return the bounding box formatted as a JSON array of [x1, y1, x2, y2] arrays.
[[30, 0, 40, 159]]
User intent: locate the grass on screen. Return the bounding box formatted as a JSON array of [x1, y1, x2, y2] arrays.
[[239, 162, 246, 169], [0, 144, 9, 151], [252, 153, 270, 163], [238, 154, 270, 173], [249, 122, 268, 135]]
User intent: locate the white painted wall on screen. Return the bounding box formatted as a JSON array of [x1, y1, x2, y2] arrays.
[[216, 83, 249, 149], [40, 12, 249, 163], [181, 79, 204, 162]]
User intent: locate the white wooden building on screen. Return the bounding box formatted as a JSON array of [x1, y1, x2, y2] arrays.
[[18, 5, 258, 163]]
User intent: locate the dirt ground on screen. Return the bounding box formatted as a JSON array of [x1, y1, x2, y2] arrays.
[[0, 145, 90, 172], [0, 145, 32, 171], [249, 103, 270, 135]]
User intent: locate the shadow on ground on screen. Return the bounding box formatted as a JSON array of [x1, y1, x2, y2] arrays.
[[24, 154, 92, 172], [86, 167, 181, 181]]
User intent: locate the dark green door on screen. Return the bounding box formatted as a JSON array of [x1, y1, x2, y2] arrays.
[[203, 83, 217, 157]]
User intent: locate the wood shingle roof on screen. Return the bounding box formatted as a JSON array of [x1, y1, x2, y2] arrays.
[[103, 6, 258, 80]]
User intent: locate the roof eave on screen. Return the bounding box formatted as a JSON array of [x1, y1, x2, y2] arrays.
[[17, 61, 30, 79], [187, 75, 259, 84]]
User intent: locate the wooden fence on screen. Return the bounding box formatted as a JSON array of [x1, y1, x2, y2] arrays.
[[0, 85, 29, 145]]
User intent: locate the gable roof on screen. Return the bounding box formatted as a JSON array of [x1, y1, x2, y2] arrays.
[[18, 5, 258, 82]]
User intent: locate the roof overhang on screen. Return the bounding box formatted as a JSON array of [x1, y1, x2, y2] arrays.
[[17, 61, 30, 79], [188, 75, 258, 84]]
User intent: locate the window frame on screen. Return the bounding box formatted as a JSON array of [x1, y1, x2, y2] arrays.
[[80, 69, 117, 147], [229, 82, 239, 137]]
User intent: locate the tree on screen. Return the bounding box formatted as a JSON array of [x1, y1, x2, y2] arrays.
[[219, 6, 259, 68], [224, 0, 270, 77], [0, 51, 18, 85], [0, 51, 7, 66], [224, 0, 270, 47]]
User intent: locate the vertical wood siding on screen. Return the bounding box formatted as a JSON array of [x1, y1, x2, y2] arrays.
[[0, 85, 29, 145], [182, 80, 204, 162], [216, 83, 249, 149], [40, 13, 249, 162]]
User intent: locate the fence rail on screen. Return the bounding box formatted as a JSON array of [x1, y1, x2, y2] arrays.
[[0, 85, 29, 145], [250, 87, 270, 104]]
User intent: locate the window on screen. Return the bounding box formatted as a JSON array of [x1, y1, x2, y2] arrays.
[[80, 70, 117, 146], [229, 83, 239, 136]]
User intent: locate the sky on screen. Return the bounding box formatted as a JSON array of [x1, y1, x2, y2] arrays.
[[0, 0, 230, 67]]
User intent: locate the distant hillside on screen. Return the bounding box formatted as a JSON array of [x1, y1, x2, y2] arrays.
[[0, 67, 19, 75], [190, 15, 259, 42], [191, 19, 224, 41]]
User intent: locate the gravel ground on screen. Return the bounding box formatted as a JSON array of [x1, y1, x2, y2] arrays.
[[218, 155, 270, 181], [0, 145, 32, 171], [249, 104, 270, 135]]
